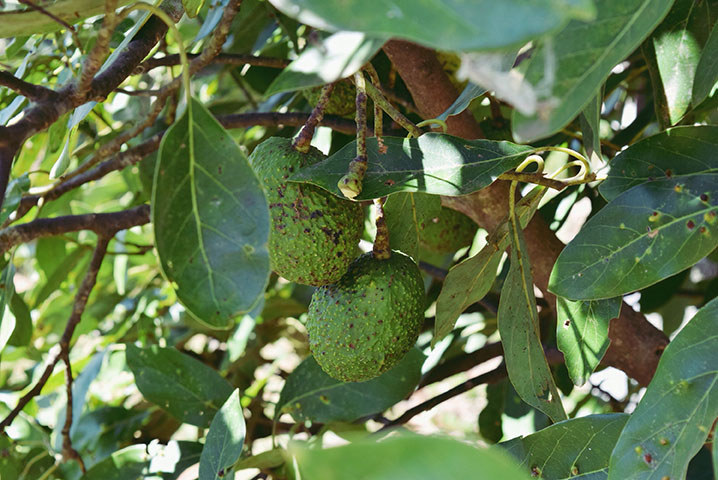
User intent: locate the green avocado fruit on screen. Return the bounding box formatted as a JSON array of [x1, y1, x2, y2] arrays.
[[306, 251, 426, 382], [302, 79, 356, 116], [419, 207, 477, 254], [250, 137, 364, 286]]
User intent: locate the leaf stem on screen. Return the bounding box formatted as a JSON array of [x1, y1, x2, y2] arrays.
[[363, 77, 422, 138], [337, 72, 370, 199], [363, 65, 385, 152]]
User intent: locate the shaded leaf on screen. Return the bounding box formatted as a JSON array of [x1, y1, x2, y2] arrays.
[[693, 20, 718, 106], [266, 31, 383, 96], [293, 434, 532, 480], [267, 0, 595, 52], [0, 174, 29, 224], [479, 382, 506, 444], [199, 389, 245, 480], [183, 0, 204, 17], [236, 448, 285, 471], [0, 257, 15, 353], [437, 82, 488, 121], [647, 0, 711, 125], [512, 0, 675, 142], [152, 97, 270, 329], [600, 126, 718, 201], [291, 133, 533, 200], [83, 444, 150, 480], [275, 348, 424, 423], [498, 205, 566, 422], [126, 345, 234, 428], [579, 88, 603, 165], [7, 293, 32, 347], [550, 174, 718, 301], [435, 186, 546, 343], [608, 297, 718, 479], [503, 413, 629, 479], [383, 192, 441, 261], [556, 296, 622, 386]]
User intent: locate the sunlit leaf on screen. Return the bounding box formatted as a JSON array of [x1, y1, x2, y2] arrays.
[[199, 389, 245, 480]]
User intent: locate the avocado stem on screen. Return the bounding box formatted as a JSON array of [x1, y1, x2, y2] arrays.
[[363, 64, 385, 152], [338, 72, 369, 199], [293, 82, 335, 154], [373, 197, 391, 260]]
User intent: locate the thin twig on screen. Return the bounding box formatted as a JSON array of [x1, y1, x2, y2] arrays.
[[74, 0, 120, 100], [17, 0, 82, 52], [337, 72, 369, 199], [363, 65, 385, 152], [134, 53, 289, 74], [363, 79, 422, 138], [0, 238, 109, 434], [292, 82, 335, 153]]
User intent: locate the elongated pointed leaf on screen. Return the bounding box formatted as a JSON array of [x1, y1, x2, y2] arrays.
[[435, 187, 546, 343], [551, 173, 718, 301], [126, 345, 234, 428], [83, 445, 150, 480], [579, 89, 603, 165], [693, 20, 718, 106], [276, 349, 424, 423], [608, 298, 718, 479], [647, 0, 711, 125], [0, 0, 134, 38], [498, 208, 567, 422], [266, 32, 383, 96], [504, 414, 629, 479], [290, 133, 533, 200], [199, 389, 245, 480], [384, 193, 441, 261], [293, 434, 532, 480], [512, 0, 675, 142], [556, 296, 622, 386], [152, 97, 270, 329], [437, 83, 488, 121], [600, 126, 718, 201]]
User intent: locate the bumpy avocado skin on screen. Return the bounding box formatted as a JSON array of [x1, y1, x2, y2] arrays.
[[302, 79, 356, 116], [250, 137, 363, 286], [306, 251, 426, 382], [419, 207, 477, 253]]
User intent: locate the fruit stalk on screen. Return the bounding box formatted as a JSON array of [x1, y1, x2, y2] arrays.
[[292, 82, 336, 154], [337, 72, 370, 199], [373, 197, 391, 260], [363, 65, 386, 152], [363, 79, 422, 138]]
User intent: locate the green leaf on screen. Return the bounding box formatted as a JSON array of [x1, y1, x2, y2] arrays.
[[275, 348, 424, 423], [183, 0, 204, 17], [235, 448, 285, 471], [265, 31, 383, 96], [600, 126, 718, 201], [498, 205, 567, 423], [503, 413, 629, 479], [479, 382, 506, 444], [293, 434, 533, 480], [199, 389, 245, 480], [646, 0, 711, 124], [0, 0, 134, 38], [437, 83, 488, 121], [7, 293, 32, 347], [608, 297, 718, 479], [0, 174, 30, 225], [434, 186, 546, 344], [556, 296, 622, 386], [267, 0, 595, 52], [693, 20, 718, 106], [290, 133, 533, 200], [126, 345, 234, 428], [713, 429, 718, 480], [579, 88, 603, 165], [83, 444, 150, 480], [152, 97, 270, 329], [0, 257, 16, 353], [512, 0, 675, 142], [383, 192, 441, 261], [550, 173, 718, 301], [34, 246, 89, 306]]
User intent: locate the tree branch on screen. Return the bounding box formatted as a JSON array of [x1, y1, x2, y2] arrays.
[[383, 39, 668, 386], [0, 70, 58, 103], [0, 205, 149, 253], [134, 53, 290, 74], [0, 237, 110, 434]]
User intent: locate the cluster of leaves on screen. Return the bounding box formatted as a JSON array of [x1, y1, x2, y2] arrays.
[[0, 0, 717, 479]]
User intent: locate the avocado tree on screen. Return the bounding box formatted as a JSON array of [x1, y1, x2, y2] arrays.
[[0, 0, 717, 478]]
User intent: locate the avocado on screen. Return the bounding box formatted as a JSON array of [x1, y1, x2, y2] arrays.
[[302, 79, 356, 116], [419, 207, 477, 254], [306, 251, 426, 382], [250, 137, 364, 286]]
